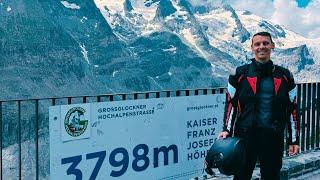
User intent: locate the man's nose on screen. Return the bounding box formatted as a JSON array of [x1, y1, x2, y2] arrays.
[[258, 44, 266, 48]]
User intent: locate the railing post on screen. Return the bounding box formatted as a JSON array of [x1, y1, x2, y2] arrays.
[[35, 100, 39, 180], [0, 101, 2, 180], [203, 89, 208, 95], [185, 90, 190, 96], [166, 91, 170, 97], [219, 88, 224, 94], [18, 101, 22, 180], [311, 83, 316, 149], [316, 83, 320, 148], [52, 98, 56, 106], [301, 84, 306, 152], [306, 83, 311, 150], [195, 89, 199, 95], [176, 91, 180, 97], [212, 89, 216, 94], [297, 84, 302, 148]]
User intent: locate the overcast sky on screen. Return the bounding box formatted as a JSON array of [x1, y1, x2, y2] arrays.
[[225, 0, 320, 39], [189, 0, 319, 39]]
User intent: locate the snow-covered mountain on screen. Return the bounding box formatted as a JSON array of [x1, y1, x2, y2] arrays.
[[95, 0, 319, 83], [1, 0, 319, 101]]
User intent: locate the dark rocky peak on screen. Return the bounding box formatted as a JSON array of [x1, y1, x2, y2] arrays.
[[124, 0, 134, 12], [155, 0, 177, 19]]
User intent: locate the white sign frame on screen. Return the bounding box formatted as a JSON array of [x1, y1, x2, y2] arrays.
[[49, 95, 224, 180]]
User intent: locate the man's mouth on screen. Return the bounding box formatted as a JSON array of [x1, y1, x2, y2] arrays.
[[258, 51, 267, 55]]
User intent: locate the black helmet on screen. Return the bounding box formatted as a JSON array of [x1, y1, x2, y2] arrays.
[[205, 137, 246, 175]]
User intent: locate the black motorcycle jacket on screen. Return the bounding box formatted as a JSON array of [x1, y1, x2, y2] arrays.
[[222, 59, 300, 145]]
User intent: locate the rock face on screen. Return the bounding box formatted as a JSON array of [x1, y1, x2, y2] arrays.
[[0, 0, 125, 100], [1, 0, 319, 100]]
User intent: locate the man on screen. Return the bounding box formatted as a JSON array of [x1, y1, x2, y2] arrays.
[[218, 32, 300, 180]]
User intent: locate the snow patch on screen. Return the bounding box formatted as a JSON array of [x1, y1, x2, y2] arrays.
[[79, 44, 90, 64], [164, 1, 189, 22], [94, 0, 160, 37], [61, 1, 80, 10], [7, 6, 11, 12], [171, 1, 188, 19], [236, 10, 308, 50], [181, 28, 197, 47], [94, 0, 125, 15], [112, 70, 119, 77], [196, 9, 236, 42], [168, 72, 172, 76], [147, 76, 163, 89], [131, 0, 158, 22], [113, 32, 129, 42], [80, 16, 88, 23], [94, 0, 124, 30], [181, 28, 207, 58], [141, 23, 161, 36], [162, 45, 177, 54]]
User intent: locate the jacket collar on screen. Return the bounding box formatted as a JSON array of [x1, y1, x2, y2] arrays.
[[251, 58, 275, 77]]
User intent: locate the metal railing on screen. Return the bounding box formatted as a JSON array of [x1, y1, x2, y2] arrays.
[[0, 88, 224, 179], [0, 82, 319, 179], [297, 83, 320, 151]]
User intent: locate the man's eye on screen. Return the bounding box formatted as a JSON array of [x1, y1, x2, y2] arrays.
[[254, 42, 270, 47], [254, 43, 261, 47], [263, 41, 270, 45]]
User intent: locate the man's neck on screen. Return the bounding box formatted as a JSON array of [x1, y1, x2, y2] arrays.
[[255, 58, 270, 64]]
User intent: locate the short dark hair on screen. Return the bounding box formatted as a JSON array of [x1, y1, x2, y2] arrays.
[[252, 32, 274, 44]]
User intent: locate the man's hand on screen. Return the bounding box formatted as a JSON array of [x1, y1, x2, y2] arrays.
[[289, 145, 300, 156], [218, 131, 229, 139]]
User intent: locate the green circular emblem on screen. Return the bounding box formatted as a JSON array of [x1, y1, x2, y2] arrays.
[[64, 107, 88, 137]]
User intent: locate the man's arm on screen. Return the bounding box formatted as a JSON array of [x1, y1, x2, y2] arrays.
[[222, 83, 237, 134], [221, 69, 240, 137], [287, 72, 300, 155]]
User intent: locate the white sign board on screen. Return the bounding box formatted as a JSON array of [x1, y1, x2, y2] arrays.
[[49, 95, 224, 180]]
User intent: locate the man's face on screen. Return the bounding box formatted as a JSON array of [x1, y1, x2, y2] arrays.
[[251, 35, 275, 62]]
